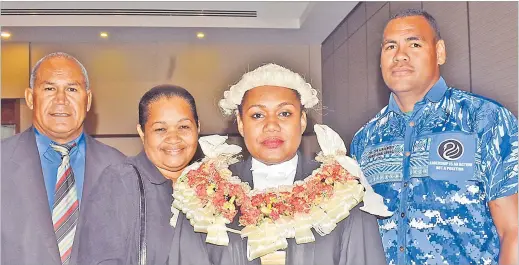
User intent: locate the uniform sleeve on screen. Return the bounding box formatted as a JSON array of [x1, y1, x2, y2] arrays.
[[350, 134, 362, 162], [481, 106, 518, 201], [338, 204, 387, 265], [76, 164, 139, 265]]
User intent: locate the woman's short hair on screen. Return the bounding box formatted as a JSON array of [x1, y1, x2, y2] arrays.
[[138, 84, 199, 131]]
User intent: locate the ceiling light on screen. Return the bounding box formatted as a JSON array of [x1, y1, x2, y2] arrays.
[[1, 32, 11, 39], [100, 32, 109, 38], [196, 32, 205, 39]]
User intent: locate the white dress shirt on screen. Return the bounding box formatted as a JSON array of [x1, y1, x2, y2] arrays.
[[250, 154, 299, 190]]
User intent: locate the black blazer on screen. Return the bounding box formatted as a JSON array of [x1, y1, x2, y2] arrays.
[[76, 151, 176, 265], [1, 128, 125, 265]]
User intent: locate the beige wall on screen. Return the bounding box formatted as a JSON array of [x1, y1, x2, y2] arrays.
[[1, 42, 30, 98], [5, 42, 323, 157], [321, 1, 518, 152], [95, 137, 143, 156]]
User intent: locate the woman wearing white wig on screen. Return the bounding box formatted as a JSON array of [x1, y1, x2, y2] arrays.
[[177, 63, 390, 265]]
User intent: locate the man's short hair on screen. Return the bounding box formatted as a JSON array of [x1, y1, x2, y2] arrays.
[[389, 9, 442, 41], [29, 52, 90, 90]]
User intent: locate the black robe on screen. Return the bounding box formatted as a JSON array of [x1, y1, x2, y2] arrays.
[[179, 154, 388, 265]]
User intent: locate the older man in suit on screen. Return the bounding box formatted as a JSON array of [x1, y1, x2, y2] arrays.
[[1, 52, 126, 265]]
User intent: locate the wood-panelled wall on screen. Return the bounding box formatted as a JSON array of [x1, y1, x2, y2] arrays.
[[321, 1, 518, 152], [1, 99, 21, 133]]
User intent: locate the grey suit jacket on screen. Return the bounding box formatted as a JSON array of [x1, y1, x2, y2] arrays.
[[77, 151, 204, 265], [204, 153, 388, 265], [1, 128, 126, 265]]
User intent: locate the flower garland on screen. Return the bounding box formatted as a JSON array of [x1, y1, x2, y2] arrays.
[[172, 125, 392, 261], [238, 163, 360, 227], [174, 157, 364, 260]]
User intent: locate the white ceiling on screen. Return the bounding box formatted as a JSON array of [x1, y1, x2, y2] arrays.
[[0, 1, 358, 44]]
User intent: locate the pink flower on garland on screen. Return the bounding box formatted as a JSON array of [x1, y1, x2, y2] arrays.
[[183, 161, 358, 227]]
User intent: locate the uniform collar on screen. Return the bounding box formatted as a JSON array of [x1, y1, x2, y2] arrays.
[[387, 76, 448, 114], [133, 151, 171, 185]]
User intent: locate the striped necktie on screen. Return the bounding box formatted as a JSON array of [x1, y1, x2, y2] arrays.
[[50, 142, 79, 265]]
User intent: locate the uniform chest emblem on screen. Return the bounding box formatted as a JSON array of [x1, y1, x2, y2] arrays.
[[438, 139, 464, 161]]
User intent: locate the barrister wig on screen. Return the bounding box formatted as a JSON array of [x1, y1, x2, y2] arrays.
[[219, 63, 319, 116]]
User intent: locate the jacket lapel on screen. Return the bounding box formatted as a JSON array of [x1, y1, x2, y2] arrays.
[[293, 151, 307, 182], [71, 134, 104, 264], [296, 152, 320, 182], [239, 156, 254, 188], [80, 135, 104, 205], [10, 128, 61, 264]]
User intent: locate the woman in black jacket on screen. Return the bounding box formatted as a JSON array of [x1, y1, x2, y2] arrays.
[[77, 85, 209, 265]]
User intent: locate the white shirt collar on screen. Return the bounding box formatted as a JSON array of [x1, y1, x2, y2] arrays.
[[250, 154, 298, 190]]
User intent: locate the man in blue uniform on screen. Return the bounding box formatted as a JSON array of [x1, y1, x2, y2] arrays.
[[350, 8, 518, 265]]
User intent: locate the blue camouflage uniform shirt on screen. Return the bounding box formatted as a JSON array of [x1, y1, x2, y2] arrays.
[[350, 77, 518, 265]]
